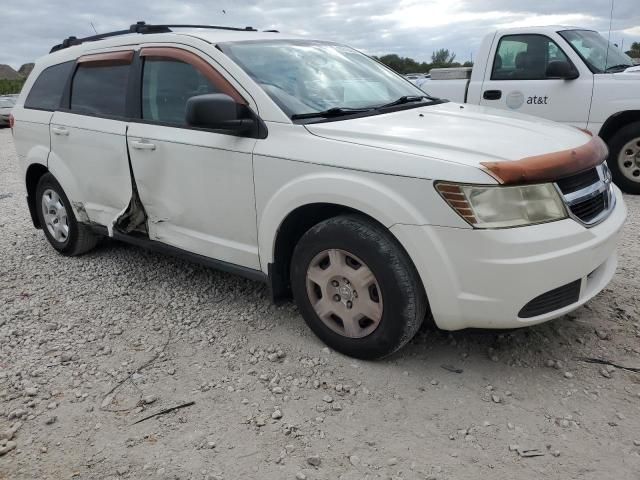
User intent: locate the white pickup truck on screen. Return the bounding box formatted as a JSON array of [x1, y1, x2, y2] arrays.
[[416, 26, 640, 193]]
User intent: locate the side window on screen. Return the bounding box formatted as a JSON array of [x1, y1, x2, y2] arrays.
[[142, 57, 221, 126], [70, 62, 130, 117], [24, 61, 74, 111], [492, 35, 572, 80]]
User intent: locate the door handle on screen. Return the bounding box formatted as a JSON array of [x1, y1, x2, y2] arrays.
[[130, 140, 156, 151], [51, 126, 69, 136], [483, 90, 502, 100]]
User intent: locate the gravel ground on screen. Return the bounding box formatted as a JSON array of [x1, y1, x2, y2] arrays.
[[1, 126, 639, 480]]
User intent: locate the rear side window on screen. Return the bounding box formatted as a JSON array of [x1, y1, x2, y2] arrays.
[[24, 61, 74, 111], [142, 58, 221, 126], [71, 63, 130, 117]]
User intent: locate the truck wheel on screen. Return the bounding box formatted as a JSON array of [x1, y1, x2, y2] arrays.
[[606, 121, 640, 194], [35, 173, 99, 256], [290, 214, 427, 359]]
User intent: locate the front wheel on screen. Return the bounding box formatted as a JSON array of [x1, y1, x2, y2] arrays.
[[606, 122, 640, 195], [290, 214, 427, 359], [35, 173, 98, 256]]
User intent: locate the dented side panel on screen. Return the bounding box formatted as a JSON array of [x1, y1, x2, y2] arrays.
[[48, 112, 132, 227], [127, 122, 260, 269]]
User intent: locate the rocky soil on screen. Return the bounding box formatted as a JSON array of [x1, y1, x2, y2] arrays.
[[1, 127, 639, 480]]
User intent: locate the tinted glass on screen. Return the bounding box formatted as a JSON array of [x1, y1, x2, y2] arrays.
[[492, 35, 571, 80], [71, 63, 130, 117], [24, 61, 74, 111], [142, 58, 220, 125]]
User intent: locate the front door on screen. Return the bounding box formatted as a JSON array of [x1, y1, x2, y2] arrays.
[[478, 33, 593, 128], [126, 47, 260, 269]]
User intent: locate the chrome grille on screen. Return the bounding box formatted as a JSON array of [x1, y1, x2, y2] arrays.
[[555, 164, 614, 227]]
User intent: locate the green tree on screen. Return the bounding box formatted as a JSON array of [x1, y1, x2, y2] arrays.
[[375, 50, 468, 74], [430, 48, 456, 68], [0, 79, 25, 95]]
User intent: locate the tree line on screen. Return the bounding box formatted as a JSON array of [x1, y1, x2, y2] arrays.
[[627, 41, 640, 59], [374, 49, 473, 74], [0, 79, 25, 95]]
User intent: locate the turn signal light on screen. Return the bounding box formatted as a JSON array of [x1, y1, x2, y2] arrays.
[[9, 113, 15, 131], [435, 183, 477, 224]]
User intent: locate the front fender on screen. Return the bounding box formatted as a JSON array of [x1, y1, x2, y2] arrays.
[[255, 157, 469, 271]]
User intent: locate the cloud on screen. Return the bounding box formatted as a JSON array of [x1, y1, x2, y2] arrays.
[[1, 0, 638, 69]]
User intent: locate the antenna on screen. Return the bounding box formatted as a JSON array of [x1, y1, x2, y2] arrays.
[[90, 22, 98, 35], [605, 0, 615, 70]]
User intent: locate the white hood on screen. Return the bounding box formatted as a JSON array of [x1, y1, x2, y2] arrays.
[[305, 102, 591, 169]]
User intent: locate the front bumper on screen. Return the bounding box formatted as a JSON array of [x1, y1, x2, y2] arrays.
[[391, 186, 627, 330]]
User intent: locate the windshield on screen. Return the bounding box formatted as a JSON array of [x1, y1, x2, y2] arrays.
[[219, 40, 429, 118], [0, 97, 16, 108], [559, 30, 634, 73]]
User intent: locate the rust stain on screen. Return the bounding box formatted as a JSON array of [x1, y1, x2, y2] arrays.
[[77, 50, 134, 65], [139, 47, 247, 104], [481, 136, 608, 185]]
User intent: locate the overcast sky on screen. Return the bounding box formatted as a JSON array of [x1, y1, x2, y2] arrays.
[[2, 0, 639, 69]]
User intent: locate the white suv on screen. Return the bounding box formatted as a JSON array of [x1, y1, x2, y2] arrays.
[[11, 23, 627, 359]]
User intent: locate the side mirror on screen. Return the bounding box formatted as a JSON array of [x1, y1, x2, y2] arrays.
[[546, 61, 579, 80], [185, 94, 255, 133]]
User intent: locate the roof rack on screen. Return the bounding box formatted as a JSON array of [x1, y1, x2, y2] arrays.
[[50, 21, 261, 53]]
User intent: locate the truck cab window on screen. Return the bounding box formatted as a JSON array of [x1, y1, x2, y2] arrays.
[[492, 35, 572, 80]]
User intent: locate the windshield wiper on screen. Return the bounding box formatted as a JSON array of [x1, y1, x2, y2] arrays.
[[291, 107, 373, 120], [375, 95, 431, 110], [604, 64, 632, 73]]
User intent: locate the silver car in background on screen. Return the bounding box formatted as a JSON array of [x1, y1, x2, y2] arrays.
[[0, 95, 17, 127]]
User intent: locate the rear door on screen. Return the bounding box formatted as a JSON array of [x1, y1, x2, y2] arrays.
[[126, 46, 260, 269], [49, 51, 134, 228], [478, 33, 593, 127]]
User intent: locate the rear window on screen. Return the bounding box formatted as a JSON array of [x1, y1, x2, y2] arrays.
[[70, 63, 130, 117], [24, 61, 74, 111]]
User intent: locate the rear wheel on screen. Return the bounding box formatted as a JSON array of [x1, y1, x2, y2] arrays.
[[35, 173, 98, 256], [606, 121, 640, 194], [290, 214, 427, 359]]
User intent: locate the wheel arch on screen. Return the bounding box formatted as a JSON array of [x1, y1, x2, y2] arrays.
[[25, 163, 50, 228], [598, 110, 640, 143], [261, 174, 431, 302]]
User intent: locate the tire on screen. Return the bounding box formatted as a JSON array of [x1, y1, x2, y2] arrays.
[[35, 173, 98, 256], [606, 121, 640, 195], [290, 214, 427, 359]]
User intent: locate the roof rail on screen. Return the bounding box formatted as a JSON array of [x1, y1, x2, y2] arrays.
[[50, 21, 262, 53]]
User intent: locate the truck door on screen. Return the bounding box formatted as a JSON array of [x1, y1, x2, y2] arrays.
[[478, 33, 593, 128]]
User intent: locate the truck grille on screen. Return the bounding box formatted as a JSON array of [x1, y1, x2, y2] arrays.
[[518, 279, 581, 318], [556, 168, 599, 194], [570, 192, 606, 223], [555, 164, 614, 227]]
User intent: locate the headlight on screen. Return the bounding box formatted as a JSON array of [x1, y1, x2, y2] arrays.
[[436, 182, 568, 229]]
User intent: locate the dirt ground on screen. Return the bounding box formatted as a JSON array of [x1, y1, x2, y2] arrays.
[[1, 127, 639, 480]]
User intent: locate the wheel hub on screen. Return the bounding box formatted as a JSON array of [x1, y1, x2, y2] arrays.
[[336, 280, 354, 299], [618, 137, 640, 181], [41, 189, 69, 243], [306, 249, 383, 339]]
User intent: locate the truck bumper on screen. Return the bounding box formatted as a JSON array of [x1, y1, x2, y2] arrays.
[[391, 186, 627, 330]]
